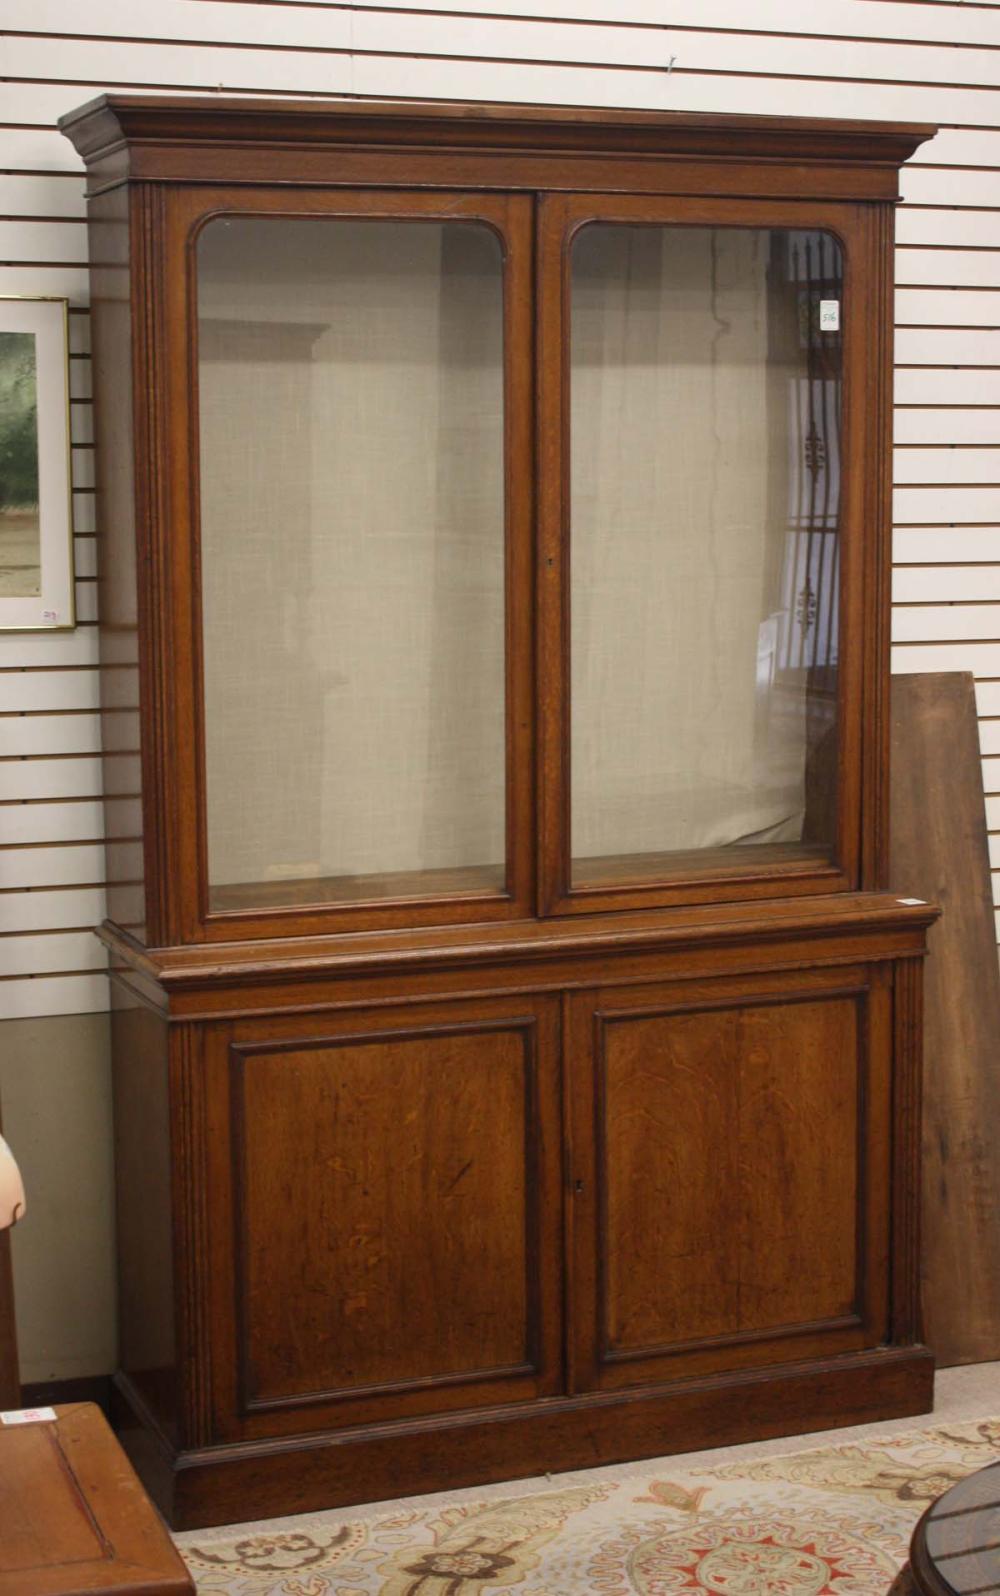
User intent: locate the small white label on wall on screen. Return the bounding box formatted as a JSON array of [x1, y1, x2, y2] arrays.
[[1, 1407, 56, 1425], [819, 299, 840, 332]]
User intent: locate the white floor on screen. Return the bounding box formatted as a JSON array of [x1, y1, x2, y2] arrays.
[[174, 1360, 1000, 1546]]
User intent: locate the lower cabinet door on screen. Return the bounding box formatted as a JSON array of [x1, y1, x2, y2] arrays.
[[202, 994, 563, 1440], [566, 963, 892, 1391]]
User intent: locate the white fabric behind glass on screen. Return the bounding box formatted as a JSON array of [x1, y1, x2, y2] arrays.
[[570, 225, 823, 871], [197, 218, 506, 902]]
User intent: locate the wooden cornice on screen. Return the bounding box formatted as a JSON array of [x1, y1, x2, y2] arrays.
[[59, 94, 936, 200]]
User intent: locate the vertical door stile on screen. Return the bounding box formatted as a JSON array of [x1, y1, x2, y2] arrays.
[[536, 193, 573, 916], [502, 191, 539, 922]]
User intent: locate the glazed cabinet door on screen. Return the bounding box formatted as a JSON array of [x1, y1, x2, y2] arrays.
[[567, 963, 892, 1392], [157, 187, 534, 945], [538, 194, 881, 915], [201, 993, 563, 1441]]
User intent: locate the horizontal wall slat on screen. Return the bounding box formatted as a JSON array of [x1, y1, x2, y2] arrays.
[[895, 252, 1000, 292], [10, 0, 1000, 50], [0, 974, 108, 1021], [979, 720, 1000, 756], [71, 448, 94, 489], [900, 168, 1000, 208], [894, 371, 1000, 406], [0, 932, 106, 979], [898, 214, 1000, 253], [377, 0, 1000, 46], [893, 643, 1000, 674], [906, 131, 1000, 170], [70, 407, 93, 447], [896, 289, 1000, 329], [1, 715, 102, 758], [0, 672, 99, 713], [72, 586, 98, 626], [0, 267, 90, 301], [1, 799, 104, 844], [893, 566, 1000, 602], [73, 538, 97, 579], [0, 758, 102, 802], [0, 631, 99, 670], [1, 886, 105, 933], [0, 844, 105, 890], [0, 175, 86, 218], [976, 683, 1000, 718], [894, 448, 1000, 484], [893, 604, 1000, 643], [299, 60, 1000, 125], [895, 527, 1000, 563], [896, 328, 1000, 365], [895, 411, 1000, 447], [0, 220, 87, 263], [894, 487, 1000, 522], [70, 491, 94, 530]]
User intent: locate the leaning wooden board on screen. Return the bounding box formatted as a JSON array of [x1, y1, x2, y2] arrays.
[[0, 1403, 192, 1594], [890, 671, 1000, 1366]]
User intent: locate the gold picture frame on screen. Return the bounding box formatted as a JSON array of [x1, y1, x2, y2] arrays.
[[0, 296, 75, 631]]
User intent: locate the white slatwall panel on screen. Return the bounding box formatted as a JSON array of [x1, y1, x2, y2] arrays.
[[5, 0, 1000, 1015]]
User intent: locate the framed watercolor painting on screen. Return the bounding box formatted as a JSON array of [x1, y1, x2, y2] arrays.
[[0, 297, 74, 631]]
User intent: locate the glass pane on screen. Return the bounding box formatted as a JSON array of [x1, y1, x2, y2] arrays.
[[570, 225, 842, 888], [197, 217, 506, 912]]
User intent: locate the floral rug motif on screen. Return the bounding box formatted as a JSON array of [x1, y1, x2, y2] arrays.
[[176, 1416, 1000, 1595]]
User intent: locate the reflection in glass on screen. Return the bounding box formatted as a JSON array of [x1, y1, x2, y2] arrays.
[[197, 218, 506, 911], [570, 225, 842, 888]]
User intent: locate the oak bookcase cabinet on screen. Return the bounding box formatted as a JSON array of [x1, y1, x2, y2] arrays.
[[61, 95, 938, 1530]]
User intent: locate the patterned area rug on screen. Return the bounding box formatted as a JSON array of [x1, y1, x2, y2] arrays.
[[175, 1416, 1000, 1595]]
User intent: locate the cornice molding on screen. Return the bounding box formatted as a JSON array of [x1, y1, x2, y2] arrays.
[[60, 93, 936, 177]]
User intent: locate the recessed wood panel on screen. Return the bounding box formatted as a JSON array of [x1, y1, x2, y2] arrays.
[[232, 1019, 543, 1410], [597, 992, 860, 1362]]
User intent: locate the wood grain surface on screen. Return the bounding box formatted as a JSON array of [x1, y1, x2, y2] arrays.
[[0, 1403, 192, 1593], [67, 93, 935, 1527], [235, 1025, 540, 1405], [601, 997, 858, 1348], [890, 670, 1000, 1366]]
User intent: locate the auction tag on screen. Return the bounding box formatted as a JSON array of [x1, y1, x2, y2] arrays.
[[819, 299, 840, 332], [1, 1407, 56, 1425]]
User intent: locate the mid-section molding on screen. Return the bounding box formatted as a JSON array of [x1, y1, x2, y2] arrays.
[[99, 891, 939, 1000]]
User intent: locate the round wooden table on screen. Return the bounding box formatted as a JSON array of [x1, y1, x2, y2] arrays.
[[907, 1460, 1000, 1596]]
